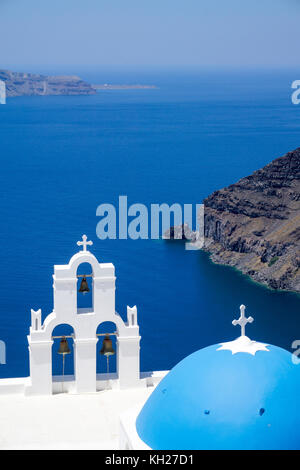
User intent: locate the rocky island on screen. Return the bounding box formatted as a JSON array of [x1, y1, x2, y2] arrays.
[[0, 69, 96, 96], [204, 147, 300, 293], [92, 84, 157, 90]]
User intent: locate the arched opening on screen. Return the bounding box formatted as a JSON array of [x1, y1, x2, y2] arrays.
[[76, 262, 94, 313], [52, 323, 75, 394], [96, 322, 118, 386]]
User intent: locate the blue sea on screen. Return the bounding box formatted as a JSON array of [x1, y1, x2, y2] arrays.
[[0, 67, 300, 378]]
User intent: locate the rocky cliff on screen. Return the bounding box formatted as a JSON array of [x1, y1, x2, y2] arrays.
[[0, 69, 96, 96], [204, 148, 300, 293]]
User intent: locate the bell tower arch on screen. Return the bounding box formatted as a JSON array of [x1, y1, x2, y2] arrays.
[[26, 235, 141, 395], [76, 262, 94, 312]]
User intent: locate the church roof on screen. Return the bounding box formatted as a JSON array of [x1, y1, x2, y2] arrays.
[[136, 307, 300, 450]]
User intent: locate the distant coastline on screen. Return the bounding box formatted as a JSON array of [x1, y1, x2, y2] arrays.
[[0, 68, 96, 97], [0, 68, 158, 97]]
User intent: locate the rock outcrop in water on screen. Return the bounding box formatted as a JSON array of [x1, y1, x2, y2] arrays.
[[0, 69, 96, 97], [203, 147, 300, 293], [163, 223, 197, 241]]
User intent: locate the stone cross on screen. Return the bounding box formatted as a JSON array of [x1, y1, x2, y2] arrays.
[[77, 234, 93, 252], [232, 304, 254, 337]]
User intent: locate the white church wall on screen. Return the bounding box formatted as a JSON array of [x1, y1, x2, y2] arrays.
[[119, 405, 151, 450], [27, 339, 53, 395], [0, 370, 167, 397], [0, 377, 27, 395]]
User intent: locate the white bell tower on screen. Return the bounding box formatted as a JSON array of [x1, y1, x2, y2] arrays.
[[26, 235, 141, 396]]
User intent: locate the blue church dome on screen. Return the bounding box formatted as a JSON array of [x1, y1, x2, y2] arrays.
[[136, 307, 300, 450]]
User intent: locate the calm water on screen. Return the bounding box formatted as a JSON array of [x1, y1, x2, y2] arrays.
[[0, 68, 299, 378]]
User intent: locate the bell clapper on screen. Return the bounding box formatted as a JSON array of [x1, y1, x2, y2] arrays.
[[57, 336, 71, 393], [62, 353, 65, 393], [100, 334, 116, 376]]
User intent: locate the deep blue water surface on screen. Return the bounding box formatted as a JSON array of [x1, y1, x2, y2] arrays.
[[0, 68, 299, 377]]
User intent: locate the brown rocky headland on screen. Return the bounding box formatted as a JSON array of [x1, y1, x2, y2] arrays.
[[203, 148, 300, 293]]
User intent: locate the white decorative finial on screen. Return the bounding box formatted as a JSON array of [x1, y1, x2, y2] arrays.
[[217, 304, 269, 355], [77, 234, 93, 252], [232, 304, 254, 337]]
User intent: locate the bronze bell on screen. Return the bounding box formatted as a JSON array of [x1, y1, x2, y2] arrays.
[[79, 275, 90, 294], [58, 336, 71, 355], [100, 334, 115, 356]]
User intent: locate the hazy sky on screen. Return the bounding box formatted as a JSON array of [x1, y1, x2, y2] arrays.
[[1, 0, 300, 69]]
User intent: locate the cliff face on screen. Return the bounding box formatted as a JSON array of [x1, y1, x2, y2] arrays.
[[0, 69, 96, 97], [204, 148, 300, 293]]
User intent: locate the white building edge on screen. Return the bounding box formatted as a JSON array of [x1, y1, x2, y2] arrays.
[[0, 80, 6, 105]]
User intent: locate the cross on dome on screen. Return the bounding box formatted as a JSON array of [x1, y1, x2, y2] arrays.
[[232, 304, 253, 337], [217, 304, 269, 355], [77, 234, 93, 252]]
